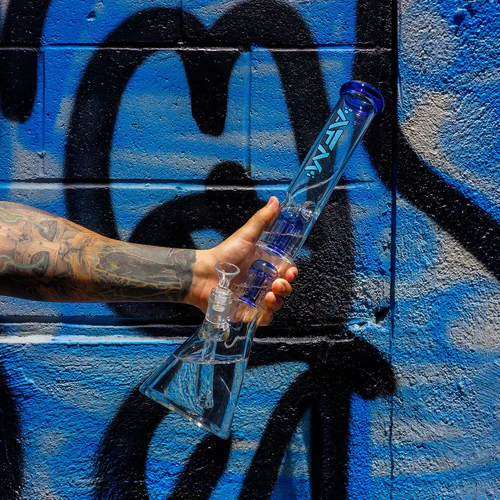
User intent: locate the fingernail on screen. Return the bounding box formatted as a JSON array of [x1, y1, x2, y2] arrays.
[[266, 197, 274, 206], [278, 284, 285, 293]]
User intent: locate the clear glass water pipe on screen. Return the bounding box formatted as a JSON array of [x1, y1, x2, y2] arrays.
[[140, 81, 384, 439]]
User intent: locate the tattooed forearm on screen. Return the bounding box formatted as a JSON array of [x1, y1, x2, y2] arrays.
[[0, 202, 196, 302]]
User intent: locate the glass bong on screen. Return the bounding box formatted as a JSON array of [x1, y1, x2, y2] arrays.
[[140, 81, 384, 439]]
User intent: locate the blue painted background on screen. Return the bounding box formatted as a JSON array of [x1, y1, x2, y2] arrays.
[[0, 0, 498, 498]]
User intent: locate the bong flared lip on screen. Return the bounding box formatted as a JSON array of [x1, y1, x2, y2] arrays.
[[340, 80, 384, 115]]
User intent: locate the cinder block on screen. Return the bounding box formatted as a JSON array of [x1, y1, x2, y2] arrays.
[[0, 49, 44, 180], [0, 180, 390, 331], [181, 0, 387, 46], [41, 0, 181, 45], [44, 47, 250, 181]]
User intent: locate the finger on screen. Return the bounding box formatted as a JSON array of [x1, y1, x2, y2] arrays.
[[272, 278, 292, 297], [285, 266, 298, 282], [258, 310, 274, 326], [227, 196, 280, 246], [263, 292, 283, 312]]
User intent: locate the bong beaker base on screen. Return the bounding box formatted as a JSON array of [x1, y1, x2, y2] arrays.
[[140, 337, 250, 439], [140, 262, 254, 439]]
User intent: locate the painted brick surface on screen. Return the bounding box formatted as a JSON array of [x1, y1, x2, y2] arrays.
[[0, 0, 498, 499], [394, 0, 500, 497]]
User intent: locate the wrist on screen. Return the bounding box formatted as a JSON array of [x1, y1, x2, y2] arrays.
[[183, 249, 216, 311]]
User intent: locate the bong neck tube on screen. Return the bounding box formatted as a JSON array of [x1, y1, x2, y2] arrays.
[[258, 81, 384, 264]]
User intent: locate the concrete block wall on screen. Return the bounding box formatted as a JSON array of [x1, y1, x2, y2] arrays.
[[0, 0, 497, 498], [394, 0, 500, 497]]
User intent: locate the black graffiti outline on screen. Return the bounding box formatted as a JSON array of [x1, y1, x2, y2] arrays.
[[63, 3, 329, 232], [0, 0, 52, 122], [60, 3, 366, 498], [351, 25, 500, 281], [62, 1, 354, 327]]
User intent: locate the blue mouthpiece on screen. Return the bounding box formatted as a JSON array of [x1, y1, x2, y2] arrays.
[[340, 80, 385, 115]]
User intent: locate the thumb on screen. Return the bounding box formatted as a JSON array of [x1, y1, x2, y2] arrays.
[[230, 196, 280, 246]]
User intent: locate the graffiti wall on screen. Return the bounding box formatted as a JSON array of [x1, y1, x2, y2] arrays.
[[0, 0, 497, 498], [394, 0, 500, 497]]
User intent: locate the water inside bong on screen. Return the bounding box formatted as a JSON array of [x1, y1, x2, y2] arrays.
[[142, 353, 248, 439]]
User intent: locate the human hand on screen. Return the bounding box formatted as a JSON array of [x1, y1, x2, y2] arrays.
[[187, 196, 298, 324]]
